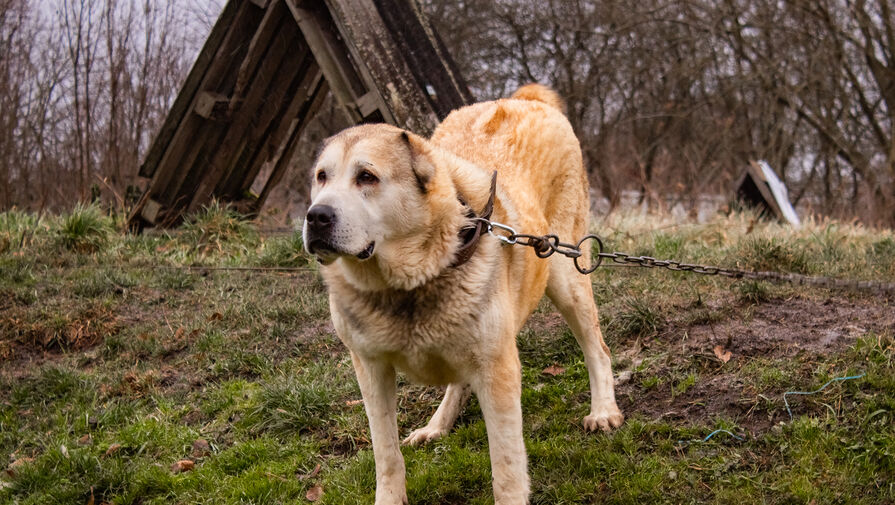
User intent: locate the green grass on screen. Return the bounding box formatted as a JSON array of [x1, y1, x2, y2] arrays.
[[1, 207, 894, 503], [54, 202, 115, 253]]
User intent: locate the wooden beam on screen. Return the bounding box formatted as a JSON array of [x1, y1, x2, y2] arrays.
[[264, 60, 320, 166], [141, 1, 261, 201], [370, 0, 472, 116], [219, 42, 313, 198], [323, 0, 439, 135], [232, 0, 289, 106], [186, 23, 302, 214], [254, 73, 328, 213], [138, 0, 240, 178], [194, 91, 231, 120], [232, 55, 318, 198], [286, 0, 366, 122], [149, 3, 266, 208], [355, 90, 381, 118], [140, 198, 163, 224]]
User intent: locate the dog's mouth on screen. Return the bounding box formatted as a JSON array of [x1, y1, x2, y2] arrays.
[[355, 242, 375, 260], [308, 239, 335, 256], [308, 240, 375, 262]]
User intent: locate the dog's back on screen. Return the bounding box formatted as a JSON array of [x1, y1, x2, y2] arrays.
[[431, 84, 590, 239]]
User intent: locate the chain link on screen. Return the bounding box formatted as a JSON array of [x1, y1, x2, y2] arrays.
[[477, 219, 895, 296]]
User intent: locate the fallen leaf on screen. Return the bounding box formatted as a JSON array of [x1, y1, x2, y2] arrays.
[[60, 444, 69, 459], [103, 443, 121, 458], [86, 487, 94, 505], [299, 464, 321, 481], [171, 459, 195, 474], [5, 457, 34, 478], [713, 345, 732, 363], [345, 399, 363, 407], [207, 312, 223, 322], [78, 434, 93, 446], [306, 484, 323, 501], [542, 364, 565, 376]]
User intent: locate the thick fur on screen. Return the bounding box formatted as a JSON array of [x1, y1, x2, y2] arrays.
[[303, 84, 623, 504]]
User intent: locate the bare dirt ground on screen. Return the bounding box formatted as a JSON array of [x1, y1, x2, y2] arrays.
[[613, 295, 894, 433]]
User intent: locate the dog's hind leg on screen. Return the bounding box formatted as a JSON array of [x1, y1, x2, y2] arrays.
[[546, 261, 624, 431], [403, 383, 472, 446], [350, 351, 408, 505]]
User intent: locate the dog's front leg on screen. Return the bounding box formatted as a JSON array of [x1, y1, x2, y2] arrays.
[[350, 351, 407, 505], [474, 348, 529, 504]]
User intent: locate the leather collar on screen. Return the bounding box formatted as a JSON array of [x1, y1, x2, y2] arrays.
[[451, 171, 497, 268]]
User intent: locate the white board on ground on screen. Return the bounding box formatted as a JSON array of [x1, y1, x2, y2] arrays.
[[757, 160, 801, 228]]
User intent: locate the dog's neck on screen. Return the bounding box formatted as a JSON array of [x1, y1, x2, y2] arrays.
[[328, 148, 496, 292]]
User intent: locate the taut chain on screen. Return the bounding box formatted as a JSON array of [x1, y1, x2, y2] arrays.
[[473, 218, 895, 296]]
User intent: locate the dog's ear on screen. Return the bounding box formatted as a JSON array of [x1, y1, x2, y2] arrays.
[[401, 131, 433, 194]]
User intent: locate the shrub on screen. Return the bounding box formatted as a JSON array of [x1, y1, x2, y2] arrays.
[[55, 203, 113, 253], [181, 200, 257, 253]]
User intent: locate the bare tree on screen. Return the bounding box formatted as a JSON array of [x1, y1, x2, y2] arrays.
[[425, 0, 895, 224], [0, 0, 219, 212]]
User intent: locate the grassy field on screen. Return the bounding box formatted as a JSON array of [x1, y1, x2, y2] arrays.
[[1, 204, 894, 504]]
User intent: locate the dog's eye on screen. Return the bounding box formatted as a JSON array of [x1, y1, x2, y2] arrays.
[[316, 171, 326, 184], [356, 170, 379, 186]]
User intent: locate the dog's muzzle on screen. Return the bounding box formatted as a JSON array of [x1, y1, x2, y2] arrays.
[[305, 204, 337, 255], [304, 204, 375, 260]]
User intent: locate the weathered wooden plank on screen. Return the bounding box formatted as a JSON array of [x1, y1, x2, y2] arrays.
[[144, 0, 262, 205], [194, 91, 231, 120], [231, 54, 317, 198], [232, 0, 289, 106], [253, 73, 328, 213], [138, 0, 240, 178], [323, 0, 439, 135], [355, 90, 381, 118], [263, 59, 319, 166], [218, 39, 312, 198], [185, 23, 301, 214], [140, 198, 163, 224], [152, 2, 266, 207], [370, 0, 472, 116], [286, 0, 366, 123]]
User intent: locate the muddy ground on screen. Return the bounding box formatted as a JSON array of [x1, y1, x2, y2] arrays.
[[610, 295, 894, 433]]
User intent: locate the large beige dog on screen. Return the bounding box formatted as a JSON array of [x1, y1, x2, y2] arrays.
[[303, 84, 623, 504]]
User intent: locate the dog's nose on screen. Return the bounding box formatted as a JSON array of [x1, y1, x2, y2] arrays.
[[306, 205, 336, 232]]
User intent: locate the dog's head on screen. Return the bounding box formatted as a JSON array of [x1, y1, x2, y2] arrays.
[[303, 124, 482, 290]]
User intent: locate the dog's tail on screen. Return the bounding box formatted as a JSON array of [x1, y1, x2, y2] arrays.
[[510, 84, 566, 115]]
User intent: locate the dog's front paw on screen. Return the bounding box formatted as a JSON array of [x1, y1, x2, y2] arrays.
[[402, 425, 447, 446], [583, 407, 625, 432], [374, 487, 408, 505]]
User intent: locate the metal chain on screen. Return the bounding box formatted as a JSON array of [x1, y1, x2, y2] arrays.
[[474, 218, 895, 296]]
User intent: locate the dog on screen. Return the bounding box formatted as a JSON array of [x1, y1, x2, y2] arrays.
[[303, 84, 623, 504]]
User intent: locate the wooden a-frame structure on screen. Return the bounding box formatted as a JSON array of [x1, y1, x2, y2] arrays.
[[129, 0, 471, 229]]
